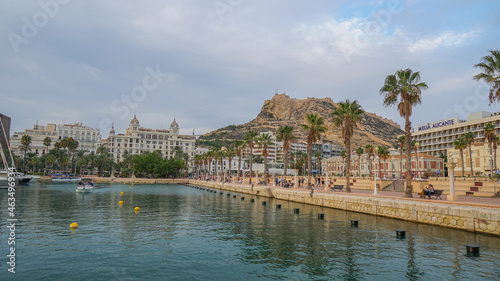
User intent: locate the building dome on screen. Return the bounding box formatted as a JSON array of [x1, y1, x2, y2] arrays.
[[170, 118, 178, 128], [109, 123, 115, 135], [130, 115, 139, 126]]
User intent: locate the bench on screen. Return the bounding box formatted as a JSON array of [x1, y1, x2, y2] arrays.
[[258, 180, 266, 185], [425, 190, 443, 199], [330, 185, 344, 192]]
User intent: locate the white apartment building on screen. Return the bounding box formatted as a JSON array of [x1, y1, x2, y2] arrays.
[[413, 111, 500, 157], [103, 115, 196, 168], [57, 122, 102, 153]]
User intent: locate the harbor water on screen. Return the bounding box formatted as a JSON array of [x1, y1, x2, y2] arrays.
[[0, 183, 499, 280]]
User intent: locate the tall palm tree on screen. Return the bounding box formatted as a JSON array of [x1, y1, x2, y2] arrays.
[[483, 122, 496, 177], [256, 133, 273, 185], [473, 49, 500, 104], [20, 135, 32, 173], [355, 147, 363, 176], [300, 113, 327, 188], [365, 144, 374, 178], [378, 146, 390, 178], [276, 125, 296, 180], [381, 68, 428, 197], [332, 100, 364, 192], [206, 150, 214, 177], [397, 135, 405, 179], [244, 130, 258, 184], [225, 146, 236, 179], [464, 131, 475, 177], [453, 136, 467, 177], [494, 135, 500, 171], [233, 140, 244, 182], [42, 137, 52, 175], [211, 147, 221, 179]]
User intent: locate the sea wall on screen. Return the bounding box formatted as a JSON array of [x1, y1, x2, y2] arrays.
[[188, 180, 500, 236]]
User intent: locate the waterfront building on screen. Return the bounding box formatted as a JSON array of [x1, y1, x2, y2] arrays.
[[322, 152, 444, 178], [0, 113, 11, 148], [10, 123, 58, 156], [413, 111, 500, 157], [447, 142, 500, 177], [57, 122, 102, 153], [103, 115, 196, 169]]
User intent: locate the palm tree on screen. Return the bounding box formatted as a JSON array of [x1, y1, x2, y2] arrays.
[[206, 150, 215, 177], [20, 135, 32, 173], [397, 135, 405, 179], [332, 100, 364, 192], [256, 133, 273, 185], [464, 131, 475, 177], [244, 130, 258, 184], [381, 68, 428, 197], [31, 156, 38, 173], [365, 144, 374, 178], [411, 139, 420, 178], [225, 146, 236, 179], [473, 49, 500, 104], [314, 151, 322, 176], [43, 137, 51, 175], [211, 147, 221, 179], [86, 152, 97, 175], [276, 125, 296, 180], [378, 146, 390, 178], [483, 122, 496, 177], [300, 113, 327, 188], [47, 154, 56, 174], [494, 135, 500, 171], [233, 140, 244, 182], [355, 147, 363, 177], [453, 136, 467, 177], [340, 150, 346, 176]]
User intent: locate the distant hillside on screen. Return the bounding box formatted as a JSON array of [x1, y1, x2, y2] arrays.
[[197, 93, 403, 149]]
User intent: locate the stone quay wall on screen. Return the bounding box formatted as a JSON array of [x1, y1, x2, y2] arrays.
[[188, 180, 500, 236]]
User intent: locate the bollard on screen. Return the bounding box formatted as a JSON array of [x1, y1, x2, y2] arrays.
[[241, 197, 245, 200], [318, 213, 324, 219], [466, 245, 481, 256], [351, 220, 359, 227], [294, 208, 300, 214], [251, 199, 255, 202], [396, 230, 406, 238], [262, 201, 267, 206], [276, 204, 281, 209]]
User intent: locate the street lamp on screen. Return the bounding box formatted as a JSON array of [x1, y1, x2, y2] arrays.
[[446, 152, 458, 201], [374, 147, 379, 195], [415, 141, 420, 178]]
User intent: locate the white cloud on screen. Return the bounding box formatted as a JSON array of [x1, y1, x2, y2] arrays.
[[408, 31, 476, 53]]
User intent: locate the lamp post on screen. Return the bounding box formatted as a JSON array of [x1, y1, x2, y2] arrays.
[[446, 152, 458, 201], [374, 147, 379, 195], [415, 141, 420, 178]]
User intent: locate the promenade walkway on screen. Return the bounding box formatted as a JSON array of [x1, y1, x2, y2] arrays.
[[250, 183, 500, 209]]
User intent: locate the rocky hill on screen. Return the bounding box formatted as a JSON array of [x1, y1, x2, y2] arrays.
[[198, 93, 403, 148]]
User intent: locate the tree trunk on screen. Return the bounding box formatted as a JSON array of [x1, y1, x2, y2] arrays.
[[489, 142, 493, 177], [404, 116, 413, 198], [358, 156, 360, 177], [283, 147, 288, 183], [345, 140, 351, 192], [249, 145, 253, 184], [264, 151, 268, 186], [307, 143, 312, 188], [238, 154, 241, 182], [468, 145, 474, 177], [460, 149, 465, 177], [400, 149, 403, 179]]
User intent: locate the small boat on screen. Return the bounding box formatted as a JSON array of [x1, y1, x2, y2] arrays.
[[15, 172, 32, 184], [52, 174, 81, 183], [76, 179, 94, 193]]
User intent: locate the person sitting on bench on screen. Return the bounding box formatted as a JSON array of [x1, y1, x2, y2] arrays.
[[425, 184, 435, 198]]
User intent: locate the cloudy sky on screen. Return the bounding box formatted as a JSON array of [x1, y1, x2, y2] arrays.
[[1, 0, 499, 138]]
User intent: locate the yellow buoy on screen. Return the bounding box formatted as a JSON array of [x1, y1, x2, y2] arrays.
[[119, 201, 123, 205], [131, 184, 133, 186], [129, 186, 132, 188], [134, 207, 140, 211], [120, 192, 124, 195], [70, 222, 78, 229]]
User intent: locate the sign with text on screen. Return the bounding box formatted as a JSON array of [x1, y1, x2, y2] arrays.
[[416, 117, 459, 132]]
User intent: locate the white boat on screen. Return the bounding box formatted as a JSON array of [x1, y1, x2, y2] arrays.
[[16, 172, 32, 184], [76, 179, 94, 193], [51, 174, 81, 183]]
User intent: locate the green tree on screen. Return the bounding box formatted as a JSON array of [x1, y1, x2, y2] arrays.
[[464, 131, 475, 177], [381, 68, 428, 197], [483, 122, 496, 177], [473, 49, 500, 104], [332, 100, 364, 192], [256, 133, 273, 185], [276, 126, 296, 180], [43, 137, 51, 175], [300, 113, 327, 188], [453, 136, 467, 177], [377, 146, 390, 178], [233, 140, 245, 181], [244, 130, 258, 183], [20, 134, 32, 173], [314, 151, 322, 175], [225, 146, 236, 179]]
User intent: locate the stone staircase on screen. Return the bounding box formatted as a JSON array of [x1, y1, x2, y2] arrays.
[[381, 180, 405, 192]]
